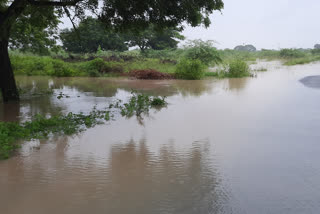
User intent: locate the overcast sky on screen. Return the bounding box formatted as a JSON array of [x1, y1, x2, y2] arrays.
[[59, 0, 320, 50], [182, 0, 320, 50]]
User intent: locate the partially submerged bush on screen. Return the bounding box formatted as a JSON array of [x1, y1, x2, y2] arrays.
[[120, 93, 167, 117], [217, 60, 251, 78], [228, 60, 251, 77], [175, 59, 206, 80]]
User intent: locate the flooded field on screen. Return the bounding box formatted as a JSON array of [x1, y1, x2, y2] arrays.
[[1, 61, 320, 214]]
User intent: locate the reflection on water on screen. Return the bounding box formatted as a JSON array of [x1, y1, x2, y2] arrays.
[[0, 137, 230, 214], [0, 75, 253, 122], [1, 61, 320, 214]]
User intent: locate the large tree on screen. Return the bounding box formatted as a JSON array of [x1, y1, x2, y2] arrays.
[[60, 17, 128, 53], [127, 25, 185, 52], [0, 0, 224, 102]]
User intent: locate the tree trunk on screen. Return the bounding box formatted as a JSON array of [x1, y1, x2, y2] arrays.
[[0, 39, 19, 102]]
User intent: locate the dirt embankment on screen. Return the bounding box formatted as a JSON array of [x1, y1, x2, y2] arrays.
[[129, 69, 175, 80]]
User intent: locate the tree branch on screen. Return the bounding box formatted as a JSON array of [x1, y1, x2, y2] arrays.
[[27, 0, 82, 7]]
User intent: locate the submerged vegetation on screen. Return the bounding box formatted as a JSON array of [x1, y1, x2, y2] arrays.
[[0, 92, 167, 159]]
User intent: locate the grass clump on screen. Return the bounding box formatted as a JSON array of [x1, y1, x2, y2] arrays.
[[175, 59, 206, 80]]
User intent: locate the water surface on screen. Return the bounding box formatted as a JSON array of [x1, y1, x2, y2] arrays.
[[1, 61, 320, 214]]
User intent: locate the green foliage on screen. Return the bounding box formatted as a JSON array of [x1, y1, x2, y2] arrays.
[[184, 40, 222, 66], [175, 59, 206, 80], [127, 25, 185, 51], [9, 6, 61, 55], [50, 60, 74, 77], [311, 49, 320, 55], [120, 93, 167, 117], [284, 55, 320, 66], [280, 49, 306, 58], [10, 54, 75, 77], [0, 92, 167, 159], [217, 60, 251, 78], [227, 60, 251, 77], [0, 122, 23, 159], [60, 17, 128, 53], [123, 58, 176, 73]]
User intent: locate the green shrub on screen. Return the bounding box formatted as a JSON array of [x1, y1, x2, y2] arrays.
[[184, 40, 222, 66], [86, 58, 106, 72], [311, 49, 320, 55], [280, 49, 306, 58], [50, 60, 74, 77], [228, 60, 250, 77], [175, 59, 206, 80]]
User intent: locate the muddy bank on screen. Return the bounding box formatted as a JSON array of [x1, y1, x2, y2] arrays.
[[129, 69, 175, 80]]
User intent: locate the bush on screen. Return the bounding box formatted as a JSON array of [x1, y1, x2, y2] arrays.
[[50, 60, 74, 77], [228, 60, 250, 77], [280, 49, 306, 58], [311, 49, 320, 55], [86, 58, 106, 72], [81, 58, 123, 75], [184, 40, 222, 66], [175, 59, 205, 80]]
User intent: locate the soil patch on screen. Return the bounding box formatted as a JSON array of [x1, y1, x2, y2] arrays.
[[129, 69, 175, 80]]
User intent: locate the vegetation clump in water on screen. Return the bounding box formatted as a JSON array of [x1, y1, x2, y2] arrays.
[[0, 92, 167, 159], [120, 93, 167, 117], [175, 59, 206, 80]]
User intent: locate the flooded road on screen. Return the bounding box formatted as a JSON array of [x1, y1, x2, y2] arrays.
[[1, 61, 320, 214]]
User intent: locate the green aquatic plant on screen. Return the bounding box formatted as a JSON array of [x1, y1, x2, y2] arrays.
[[120, 92, 167, 117], [0, 92, 167, 159]]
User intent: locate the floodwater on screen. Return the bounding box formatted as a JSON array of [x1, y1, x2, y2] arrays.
[[1, 61, 320, 214]]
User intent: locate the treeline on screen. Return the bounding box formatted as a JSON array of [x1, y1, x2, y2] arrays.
[[10, 16, 185, 55]]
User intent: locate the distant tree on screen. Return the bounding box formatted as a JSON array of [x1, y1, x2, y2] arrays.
[[314, 44, 320, 49], [127, 26, 185, 52], [234, 44, 257, 52], [60, 17, 128, 53], [0, 0, 224, 102]]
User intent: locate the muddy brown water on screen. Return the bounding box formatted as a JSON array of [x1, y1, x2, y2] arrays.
[[1, 61, 320, 214]]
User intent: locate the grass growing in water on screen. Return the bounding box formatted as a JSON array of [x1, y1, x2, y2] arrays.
[[0, 92, 167, 159], [175, 59, 206, 80], [214, 60, 251, 78]]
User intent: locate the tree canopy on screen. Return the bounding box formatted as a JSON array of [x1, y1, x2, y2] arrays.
[[9, 6, 61, 55], [60, 17, 128, 53], [127, 25, 185, 52], [234, 44, 257, 52]]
